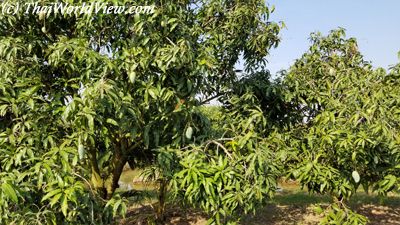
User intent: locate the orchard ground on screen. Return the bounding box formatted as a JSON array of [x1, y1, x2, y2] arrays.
[[116, 168, 400, 225]]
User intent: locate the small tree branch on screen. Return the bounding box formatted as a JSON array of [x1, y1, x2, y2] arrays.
[[200, 92, 227, 105], [211, 140, 233, 159]]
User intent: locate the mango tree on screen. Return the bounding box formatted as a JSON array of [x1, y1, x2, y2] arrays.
[[0, 0, 283, 224], [283, 29, 400, 224]]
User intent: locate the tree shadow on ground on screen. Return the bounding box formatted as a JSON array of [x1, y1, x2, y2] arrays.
[[241, 201, 324, 225], [118, 204, 207, 225], [241, 192, 400, 225], [117, 188, 400, 225]]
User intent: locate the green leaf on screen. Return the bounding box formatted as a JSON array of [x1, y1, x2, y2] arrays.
[[49, 193, 63, 207], [28, 98, 34, 109], [148, 89, 157, 99], [87, 114, 94, 131], [42, 189, 62, 202], [106, 118, 118, 126], [61, 195, 68, 216], [1, 183, 18, 203], [314, 205, 324, 214]]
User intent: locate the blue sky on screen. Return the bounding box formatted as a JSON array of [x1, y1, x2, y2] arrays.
[[265, 0, 400, 74]]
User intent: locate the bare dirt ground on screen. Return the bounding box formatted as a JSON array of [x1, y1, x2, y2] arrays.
[[118, 201, 400, 225], [117, 171, 400, 225]]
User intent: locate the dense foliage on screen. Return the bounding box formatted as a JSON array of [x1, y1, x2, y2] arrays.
[[168, 92, 286, 224], [283, 29, 400, 224], [0, 0, 283, 224], [0, 0, 399, 224]]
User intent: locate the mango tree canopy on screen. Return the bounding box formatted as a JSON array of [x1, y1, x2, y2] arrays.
[[0, 0, 282, 224]]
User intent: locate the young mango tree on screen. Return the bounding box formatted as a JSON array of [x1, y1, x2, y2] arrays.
[[163, 92, 286, 225], [283, 29, 400, 224], [0, 0, 283, 223], [154, 67, 293, 224]]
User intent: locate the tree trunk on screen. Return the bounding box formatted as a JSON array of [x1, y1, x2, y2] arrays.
[[105, 138, 129, 199], [89, 138, 134, 200], [105, 152, 127, 199], [156, 179, 168, 223], [89, 147, 107, 198]]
